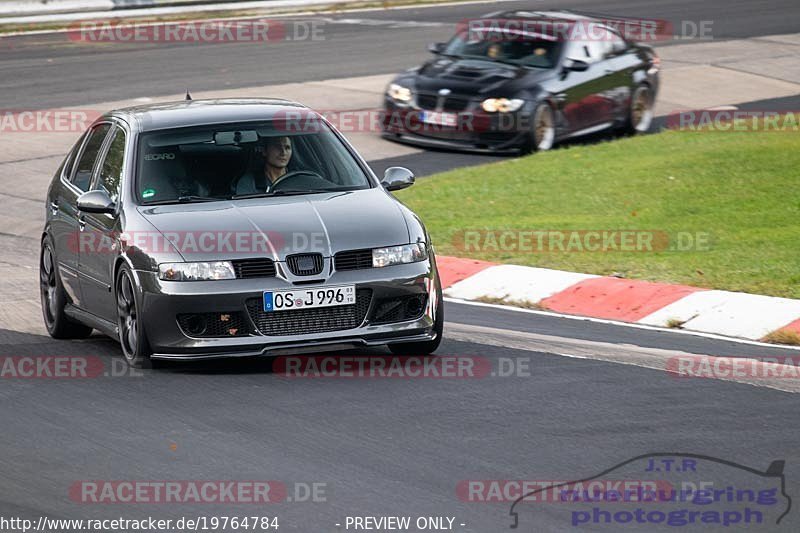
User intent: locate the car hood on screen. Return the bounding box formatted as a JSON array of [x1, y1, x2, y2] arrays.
[[136, 188, 410, 262], [412, 57, 552, 96]]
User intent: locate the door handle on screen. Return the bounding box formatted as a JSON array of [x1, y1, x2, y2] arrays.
[[78, 217, 86, 231], [49, 201, 58, 215]]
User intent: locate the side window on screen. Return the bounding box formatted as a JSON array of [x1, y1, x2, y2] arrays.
[[598, 28, 626, 57], [564, 40, 593, 63], [72, 124, 111, 192], [95, 128, 126, 203], [59, 132, 86, 181], [584, 39, 607, 63]]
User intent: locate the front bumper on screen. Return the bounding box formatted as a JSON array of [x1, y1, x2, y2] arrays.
[[381, 102, 531, 153], [137, 260, 439, 360]]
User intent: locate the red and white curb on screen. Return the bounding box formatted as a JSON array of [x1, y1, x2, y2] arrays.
[[438, 256, 800, 343]]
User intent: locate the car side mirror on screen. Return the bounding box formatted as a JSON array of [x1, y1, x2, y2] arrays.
[[381, 167, 415, 191], [564, 59, 590, 72], [428, 42, 446, 55], [77, 190, 115, 214]]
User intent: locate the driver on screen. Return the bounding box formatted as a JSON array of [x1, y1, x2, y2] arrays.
[[234, 136, 293, 195]]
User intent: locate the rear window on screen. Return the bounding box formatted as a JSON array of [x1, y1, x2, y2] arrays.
[[136, 119, 372, 204]]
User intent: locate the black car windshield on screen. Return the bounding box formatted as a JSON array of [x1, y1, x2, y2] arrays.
[[136, 119, 372, 204], [443, 31, 561, 68]]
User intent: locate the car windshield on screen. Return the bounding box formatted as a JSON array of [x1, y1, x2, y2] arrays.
[[443, 31, 561, 68], [136, 119, 372, 204]]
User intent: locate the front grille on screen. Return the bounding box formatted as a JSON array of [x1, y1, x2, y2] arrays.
[[370, 294, 427, 325], [286, 253, 324, 276], [442, 97, 470, 112], [232, 258, 276, 279], [334, 249, 373, 271], [177, 312, 249, 338], [417, 94, 438, 110], [246, 289, 373, 336], [416, 93, 470, 112]]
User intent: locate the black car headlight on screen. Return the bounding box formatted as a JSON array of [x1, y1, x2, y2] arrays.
[[372, 243, 427, 268], [158, 261, 236, 281], [481, 98, 525, 113], [387, 83, 413, 104]]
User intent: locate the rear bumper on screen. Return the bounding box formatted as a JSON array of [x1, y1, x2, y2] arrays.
[[137, 259, 440, 359]]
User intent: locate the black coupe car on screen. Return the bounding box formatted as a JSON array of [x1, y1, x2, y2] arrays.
[[381, 10, 660, 153]]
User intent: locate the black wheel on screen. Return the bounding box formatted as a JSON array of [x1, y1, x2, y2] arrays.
[[116, 266, 152, 368], [626, 84, 655, 134], [523, 102, 556, 154], [388, 284, 444, 356], [39, 238, 93, 339]]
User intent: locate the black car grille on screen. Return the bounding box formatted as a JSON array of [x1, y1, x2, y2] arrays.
[[416, 94, 438, 110], [334, 249, 373, 271], [370, 294, 427, 325], [286, 253, 324, 276], [416, 93, 471, 112], [442, 97, 470, 112], [231, 258, 276, 279], [246, 289, 373, 336], [177, 312, 249, 338]]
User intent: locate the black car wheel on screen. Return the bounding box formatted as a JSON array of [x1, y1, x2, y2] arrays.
[[628, 84, 655, 134], [40, 238, 93, 339], [116, 266, 152, 368], [388, 284, 444, 356]]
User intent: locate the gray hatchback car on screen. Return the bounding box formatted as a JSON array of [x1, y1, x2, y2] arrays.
[[41, 99, 443, 367]]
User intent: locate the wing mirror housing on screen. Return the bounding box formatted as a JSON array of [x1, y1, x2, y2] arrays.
[[564, 58, 590, 72], [381, 167, 415, 191], [428, 42, 446, 55], [77, 190, 115, 214]]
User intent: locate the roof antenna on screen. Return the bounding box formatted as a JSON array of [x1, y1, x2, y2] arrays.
[[185, 89, 192, 101]]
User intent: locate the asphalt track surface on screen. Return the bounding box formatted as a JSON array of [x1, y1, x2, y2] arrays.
[[1, 1, 800, 531]]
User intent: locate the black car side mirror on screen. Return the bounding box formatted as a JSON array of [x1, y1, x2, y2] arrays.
[[564, 59, 590, 72], [77, 190, 115, 214], [381, 167, 415, 191], [428, 42, 446, 55]]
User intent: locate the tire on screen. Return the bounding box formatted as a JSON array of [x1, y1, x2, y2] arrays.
[[523, 102, 556, 154], [115, 265, 152, 368], [388, 284, 444, 356], [626, 84, 655, 134], [40, 237, 93, 339]]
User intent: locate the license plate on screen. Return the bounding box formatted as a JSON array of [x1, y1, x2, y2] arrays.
[[263, 285, 356, 312], [420, 110, 458, 127]]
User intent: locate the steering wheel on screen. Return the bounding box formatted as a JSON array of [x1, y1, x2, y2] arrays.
[[271, 170, 328, 191]]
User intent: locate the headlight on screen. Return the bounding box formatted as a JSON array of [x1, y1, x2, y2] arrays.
[[481, 98, 525, 113], [158, 261, 236, 281], [387, 83, 412, 103], [372, 243, 428, 268]]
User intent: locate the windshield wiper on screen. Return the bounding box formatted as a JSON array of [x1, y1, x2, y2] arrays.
[[231, 189, 334, 199], [144, 195, 226, 205]]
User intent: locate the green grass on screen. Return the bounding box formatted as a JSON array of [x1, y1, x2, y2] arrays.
[[395, 129, 800, 298]]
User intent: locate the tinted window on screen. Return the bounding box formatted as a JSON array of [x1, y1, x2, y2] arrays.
[[59, 132, 86, 181], [96, 128, 126, 203], [136, 120, 372, 204], [444, 32, 560, 68], [72, 124, 111, 192]]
